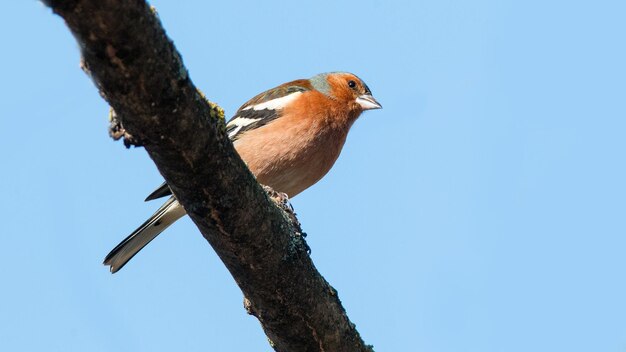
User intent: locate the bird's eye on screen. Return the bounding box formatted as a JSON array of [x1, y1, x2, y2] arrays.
[[348, 80, 357, 89]]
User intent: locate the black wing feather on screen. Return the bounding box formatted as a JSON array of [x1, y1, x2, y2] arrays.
[[145, 181, 171, 201], [226, 108, 280, 141]]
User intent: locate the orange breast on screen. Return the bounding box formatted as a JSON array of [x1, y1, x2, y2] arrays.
[[233, 92, 358, 197]]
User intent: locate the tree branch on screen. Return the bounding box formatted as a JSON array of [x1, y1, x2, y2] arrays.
[[43, 0, 373, 351]]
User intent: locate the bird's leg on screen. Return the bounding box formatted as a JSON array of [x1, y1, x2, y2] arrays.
[[262, 185, 294, 214], [262, 185, 309, 254]]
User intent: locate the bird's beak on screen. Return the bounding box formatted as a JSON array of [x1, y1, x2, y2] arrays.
[[356, 94, 382, 110]]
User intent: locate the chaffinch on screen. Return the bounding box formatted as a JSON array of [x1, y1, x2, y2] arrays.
[[104, 72, 381, 273]]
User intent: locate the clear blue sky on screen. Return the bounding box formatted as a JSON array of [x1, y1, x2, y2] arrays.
[[2, 1, 625, 351]]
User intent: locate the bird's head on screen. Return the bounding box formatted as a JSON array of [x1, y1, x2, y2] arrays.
[[310, 72, 382, 113]]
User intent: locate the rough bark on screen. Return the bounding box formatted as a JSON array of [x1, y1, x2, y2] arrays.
[[43, 0, 373, 351]]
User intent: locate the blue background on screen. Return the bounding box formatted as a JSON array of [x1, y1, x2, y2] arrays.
[[2, 1, 625, 351]]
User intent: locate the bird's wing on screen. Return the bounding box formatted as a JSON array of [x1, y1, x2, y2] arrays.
[[145, 80, 313, 201], [226, 79, 312, 141], [145, 181, 171, 201]]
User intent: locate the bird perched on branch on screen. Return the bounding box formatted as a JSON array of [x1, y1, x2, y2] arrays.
[[104, 72, 382, 273]]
